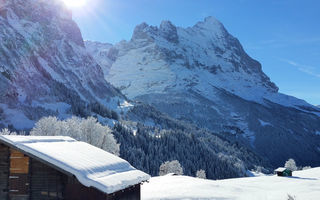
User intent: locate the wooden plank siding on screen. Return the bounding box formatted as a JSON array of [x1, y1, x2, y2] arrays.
[[0, 144, 9, 200], [65, 177, 141, 200], [10, 150, 29, 174], [29, 158, 65, 200], [9, 149, 30, 200]]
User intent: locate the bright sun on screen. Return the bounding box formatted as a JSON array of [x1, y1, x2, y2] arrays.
[[62, 0, 87, 8]]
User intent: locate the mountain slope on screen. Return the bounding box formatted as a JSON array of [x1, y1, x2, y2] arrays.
[[0, 0, 125, 129], [86, 17, 320, 167]]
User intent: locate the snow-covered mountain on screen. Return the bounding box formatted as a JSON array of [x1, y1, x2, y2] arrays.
[[86, 17, 320, 167], [0, 0, 125, 129]]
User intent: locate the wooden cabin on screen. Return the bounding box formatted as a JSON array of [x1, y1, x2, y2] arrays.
[[274, 167, 292, 177], [0, 135, 150, 200]]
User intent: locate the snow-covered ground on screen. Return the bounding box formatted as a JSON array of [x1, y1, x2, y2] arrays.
[[142, 168, 320, 200]]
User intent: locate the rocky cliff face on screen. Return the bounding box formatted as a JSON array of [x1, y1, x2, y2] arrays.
[[0, 0, 124, 129], [86, 17, 320, 167]]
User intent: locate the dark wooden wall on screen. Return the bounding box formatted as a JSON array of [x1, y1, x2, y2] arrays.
[[64, 177, 141, 200], [29, 160, 141, 200], [29, 158, 65, 200], [107, 184, 140, 200], [0, 144, 9, 199], [65, 177, 107, 200]]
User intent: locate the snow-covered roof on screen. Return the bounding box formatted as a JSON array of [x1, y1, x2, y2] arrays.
[[0, 135, 150, 194], [275, 167, 289, 172]]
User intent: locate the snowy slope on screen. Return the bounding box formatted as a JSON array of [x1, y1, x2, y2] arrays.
[[0, 0, 125, 129], [0, 135, 150, 194], [85, 41, 114, 78], [142, 168, 320, 200]]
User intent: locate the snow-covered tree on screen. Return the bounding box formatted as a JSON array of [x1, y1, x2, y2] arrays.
[[196, 169, 206, 179], [31, 116, 61, 136], [302, 166, 311, 170], [159, 160, 183, 176], [0, 128, 17, 135], [31, 116, 120, 155], [284, 158, 297, 171]]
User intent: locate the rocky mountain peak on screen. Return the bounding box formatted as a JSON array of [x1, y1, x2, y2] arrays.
[[131, 20, 178, 43], [201, 16, 224, 29], [204, 16, 224, 27], [88, 17, 280, 102], [131, 22, 153, 40], [191, 16, 226, 38], [159, 20, 179, 43]]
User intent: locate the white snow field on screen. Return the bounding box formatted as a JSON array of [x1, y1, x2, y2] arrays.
[[142, 168, 320, 200]]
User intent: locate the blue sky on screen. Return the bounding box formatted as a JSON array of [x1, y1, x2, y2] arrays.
[[71, 0, 320, 105]]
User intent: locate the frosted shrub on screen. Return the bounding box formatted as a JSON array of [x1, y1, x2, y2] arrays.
[[302, 166, 311, 170], [31, 116, 60, 136], [196, 169, 206, 179], [284, 158, 297, 171], [0, 128, 17, 135], [31, 116, 120, 155], [159, 160, 183, 176]]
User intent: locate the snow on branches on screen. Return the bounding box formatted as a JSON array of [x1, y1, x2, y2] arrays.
[[159, 160, 183, 176], [30, 116, 120, 155]]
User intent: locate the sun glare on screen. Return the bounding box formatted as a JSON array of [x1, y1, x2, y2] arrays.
[[62, 0, 87, 8]]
